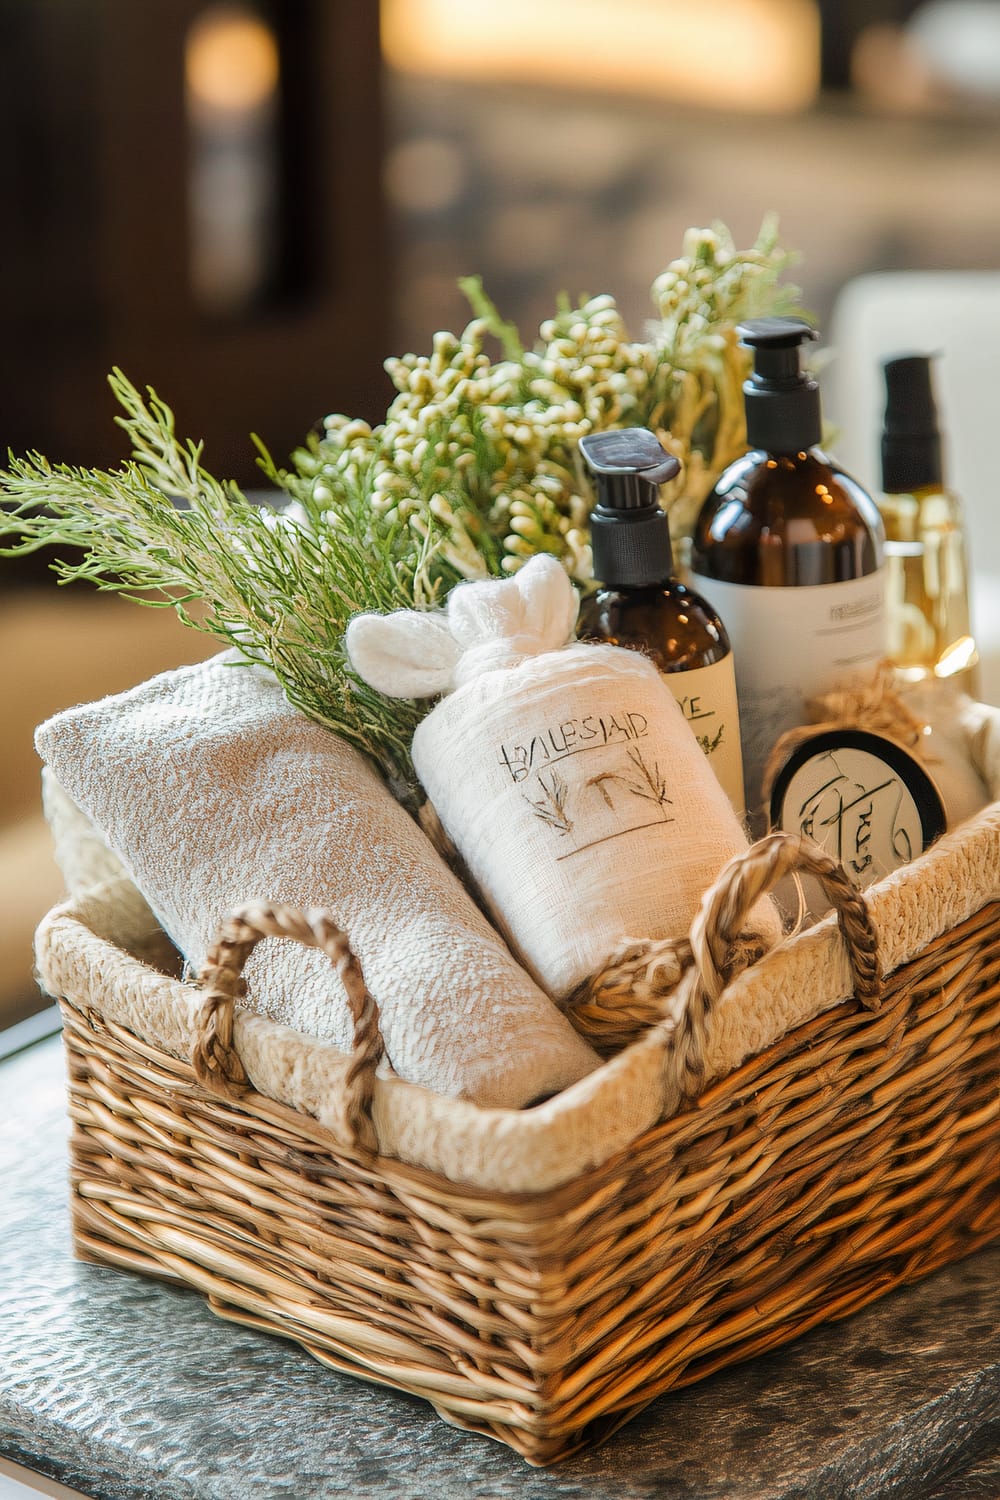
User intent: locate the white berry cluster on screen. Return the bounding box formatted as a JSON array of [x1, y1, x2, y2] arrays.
[[292, 218, 798, 590]]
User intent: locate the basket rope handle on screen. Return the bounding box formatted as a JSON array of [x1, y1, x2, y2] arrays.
[[192, 902, 384, 1155], [657, 832, 883, 1113]]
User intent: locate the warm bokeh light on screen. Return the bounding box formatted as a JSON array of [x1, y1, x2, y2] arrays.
[[184, 4, 281, 313], [382, 0, 819, 113], [186, 4, 280, 114], [935, 635, 979, 679]]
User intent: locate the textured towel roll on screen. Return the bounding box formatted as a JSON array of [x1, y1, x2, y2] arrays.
[[35, 653, 600, 1108], [41, 767, 127, 894], [348, 555, 783, 998]]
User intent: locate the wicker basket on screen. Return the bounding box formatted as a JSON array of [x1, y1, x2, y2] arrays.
[[35, 820, 1000, 1467]]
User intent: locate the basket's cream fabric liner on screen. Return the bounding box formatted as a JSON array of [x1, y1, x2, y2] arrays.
[[36, 786, 1000, 1193]]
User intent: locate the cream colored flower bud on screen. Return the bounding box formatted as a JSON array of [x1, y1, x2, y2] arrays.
[[567, 493, 590, 527], [526, 379, 563, 403], [429, 493, 455, 522], [504, 533, 535, 558], [563, 530, 593, 582]]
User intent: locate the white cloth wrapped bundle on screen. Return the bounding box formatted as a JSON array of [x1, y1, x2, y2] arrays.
[[348, 555, 782, 998], [35, 653, 600, 1108]]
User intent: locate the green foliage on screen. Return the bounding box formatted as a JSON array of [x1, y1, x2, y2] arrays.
[[0, 373, 431, 802], [300, 217, 801, 581], [0, 220, 800, 803]]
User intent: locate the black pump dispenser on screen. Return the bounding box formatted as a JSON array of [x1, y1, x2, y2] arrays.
[[881, 354, 944, 493], [577, 426, 745, 814], [739, 317, 821, 453], [579, 428, 680, 587]]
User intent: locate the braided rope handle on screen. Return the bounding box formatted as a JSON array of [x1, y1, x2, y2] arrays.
[[658, 832, 883, 1114], [192, 903, 384, 1154]]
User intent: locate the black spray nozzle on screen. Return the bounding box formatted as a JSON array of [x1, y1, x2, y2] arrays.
[[579, 428, 680, 587], [737, 317, 822, 453], [881, 352, 943, 491]]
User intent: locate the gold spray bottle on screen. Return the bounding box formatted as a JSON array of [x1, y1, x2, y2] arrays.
[[879, 353, 978, 688]]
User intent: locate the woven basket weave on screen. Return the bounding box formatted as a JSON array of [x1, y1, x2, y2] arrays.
[[35, 824, 1000, 1466]]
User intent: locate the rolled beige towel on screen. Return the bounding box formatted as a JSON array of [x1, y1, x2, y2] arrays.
[[41, 768, 126, 894], [35, 652, 600, 1108]]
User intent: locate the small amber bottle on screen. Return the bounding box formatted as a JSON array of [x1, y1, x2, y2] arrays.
[[578, 428, 745, 817]]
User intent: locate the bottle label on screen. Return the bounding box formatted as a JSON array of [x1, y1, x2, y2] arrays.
[[661, 655, 745, 819], [768, 727, 946, 888], [690, 569, 887, 818]]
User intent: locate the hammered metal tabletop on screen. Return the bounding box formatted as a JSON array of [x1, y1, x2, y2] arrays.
[[2, 1023, 998, 1500]]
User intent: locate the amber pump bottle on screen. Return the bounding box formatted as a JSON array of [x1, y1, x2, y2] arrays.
[[879, 353, 978, 688], [690, 318, 887, 823], [577, 427, 746, 816]]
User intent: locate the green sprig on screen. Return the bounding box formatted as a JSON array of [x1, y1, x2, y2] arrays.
[[0, 220, 801, 805], [0, 371, 430, 803]]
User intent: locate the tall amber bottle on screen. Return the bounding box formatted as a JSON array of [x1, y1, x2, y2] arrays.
[[690, 318, 887, 823], [578, 428, 746, 817]]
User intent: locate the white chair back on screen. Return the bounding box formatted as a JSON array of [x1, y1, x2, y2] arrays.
[[825, 270, 1000, 702]]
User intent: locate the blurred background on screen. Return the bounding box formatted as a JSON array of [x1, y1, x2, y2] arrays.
[[2, 0, 1000, 1024]]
